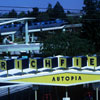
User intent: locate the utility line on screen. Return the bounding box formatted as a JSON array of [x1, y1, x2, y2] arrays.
[[0, 6, 82, 11]]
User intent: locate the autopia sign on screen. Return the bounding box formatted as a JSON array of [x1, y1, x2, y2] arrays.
[[9, 72, 100, 86]]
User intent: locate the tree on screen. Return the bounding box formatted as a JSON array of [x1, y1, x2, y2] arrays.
[[18, 11, 26, 18], [46, 3, 53, 19], [27, 10, 31, 17], [81, 0, 100, 54], [40, 31, 91, 57], [31, 7, 39, 17], [52, 1, 66, 19], [2, 13, 9, 18], [37, 12, 49, 21], [8, 9, 17, 18]]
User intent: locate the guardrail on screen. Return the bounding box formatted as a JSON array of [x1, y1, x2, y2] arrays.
[[0, 43, 41, 52]]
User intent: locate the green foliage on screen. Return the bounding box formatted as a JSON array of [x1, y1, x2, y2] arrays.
[[14, 37, 24, 44], [82, 0, 100, 54], [2, 13, 8, 18], [31, 7, 39, 17], [40, 31, 91, 57], [37, 12, 50, 21], [46, 3, 53, 18], [8, 9, 17, 18], [52, 1, 66, 19], [18, 11, 27, 18], [67, 16, 82, 24]]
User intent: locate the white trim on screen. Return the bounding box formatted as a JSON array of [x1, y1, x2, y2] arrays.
[[1, 80, 100, 87], [0, 70, 100, 87], [1, 31, 16, 35], [1, 69, 100, 81], [0, 83, 27, 89], [0, 18, 16, 21], [29, 26, 65, 33], [0, 17, 35, 26]]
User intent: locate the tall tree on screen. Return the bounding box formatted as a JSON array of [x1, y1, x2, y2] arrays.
[[52, 1, 66, 19], [27, 10, 31, 17], [8, 9, 17, 18], [46, 3, 53, 19], [31, 7, 39, 17], [82, 0, 100, 54]]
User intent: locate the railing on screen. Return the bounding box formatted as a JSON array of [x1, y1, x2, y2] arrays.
[[0, 43, 41, 52]]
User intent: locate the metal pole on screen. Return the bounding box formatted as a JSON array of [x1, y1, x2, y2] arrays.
[[66, 88, 68, 98], [12, 34, 14, 41], [31, 33, 34, 43], [25, 20, 29, 44], [8, 87, 10, 100], [35, 90, 38, 100], [7, 70, 8, 77], [96, 87, 99, 100]]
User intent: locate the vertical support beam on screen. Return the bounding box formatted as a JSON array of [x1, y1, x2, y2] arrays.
[[96, 87, 99, 100], [8, 87, 10, 100], [63, 88, 70, 100], [66, 88, 68, 98], [7, 70, 9, 77], [12, 34, 14, 41], [25, 20, 29, 44], [31, 33, 34, 43], [35, 90, 37, 100]]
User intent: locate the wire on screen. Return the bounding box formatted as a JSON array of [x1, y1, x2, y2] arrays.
[[0, 6, 82, 11], [0, 6, 100, 18], [0, 9, 28, 13]]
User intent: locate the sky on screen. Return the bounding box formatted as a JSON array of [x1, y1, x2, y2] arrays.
[[0, 0, 84, 10]]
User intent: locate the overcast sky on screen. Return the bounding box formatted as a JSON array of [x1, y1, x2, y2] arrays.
[[0, 0, 84, 9]]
